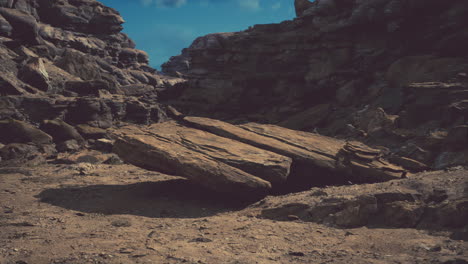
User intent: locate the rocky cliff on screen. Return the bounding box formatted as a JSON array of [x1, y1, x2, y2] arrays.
[[0, 0, 183, 165], [161, 0, 468, 171]]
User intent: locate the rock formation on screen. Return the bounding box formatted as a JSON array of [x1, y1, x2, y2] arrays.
[[112, 116, 406, 196], [161, 0, 468, 171], [0, 0, 466, 198], [0, 0, 182, 165]]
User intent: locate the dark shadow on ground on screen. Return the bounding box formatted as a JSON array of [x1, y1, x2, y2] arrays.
[[36, 179, 252, 218]]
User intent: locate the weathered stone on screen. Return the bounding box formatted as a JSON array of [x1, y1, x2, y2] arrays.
[[93, 138, 113, 152], [40, 119, 84, 143], [0, 119, 52, 144], [352, 107, 397, 136], [113, 126, 272, 197], [0, 7, 41, 44], [18, 57, 49, 91], [56, 139, 81, 152], [184, 116, 405, 183], [0, 143, 46, 166], [184, 116, 339, 170], [248, 169, 467, 229], [75, 124, 107, 139], [67, 98, 113, 128], [388, 156, 429, 172], [115, 121, 292, 185]]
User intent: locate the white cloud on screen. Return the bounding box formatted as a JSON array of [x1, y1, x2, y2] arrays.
[[272, 2, 281, 10], [142, 0, 188, 8], [141, 0, 153, 7], [238, 0, 261, 11], [157, 0, 187, 7]]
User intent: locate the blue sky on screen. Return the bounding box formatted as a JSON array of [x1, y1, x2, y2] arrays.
[[99, 0, 296, 69]]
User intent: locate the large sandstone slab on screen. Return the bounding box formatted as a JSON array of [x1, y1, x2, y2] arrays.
[[128, 121, 291, 184], [113, 123, 275, 197], [184, 116, 340, 170], [183, 116, 406, 182]]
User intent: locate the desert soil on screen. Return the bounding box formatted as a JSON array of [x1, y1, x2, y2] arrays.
[[0, 164, 467, 264]]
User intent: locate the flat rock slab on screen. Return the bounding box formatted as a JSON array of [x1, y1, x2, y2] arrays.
[[183, 116, 406, 182], [125, 121, 291, 184], [113, 123, 276, 197], [183, 116, 338, 170]]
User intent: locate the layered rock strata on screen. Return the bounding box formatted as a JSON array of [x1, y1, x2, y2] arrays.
[[112, 117, 406, 197], [0, 0, 182, 165], [161, 0, 468, 170]]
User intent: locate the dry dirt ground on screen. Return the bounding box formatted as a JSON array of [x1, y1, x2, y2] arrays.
[[0, 164, 467, 264]]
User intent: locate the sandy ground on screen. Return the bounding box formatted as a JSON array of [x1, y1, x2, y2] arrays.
[[0, 164, 467, 264]]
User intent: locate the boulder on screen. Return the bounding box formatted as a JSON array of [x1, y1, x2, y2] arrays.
[[38, 0, 124, 34], [40, 119, 84, 143], [18, 57, 49, 91], [114, 121, 292, 185], [113, 125, 272, 197], [0, 119, 52, 144], [247, 169, 467, 229], [56, 139, 81, 152], [0, 143, 46, 166], [183, 116, 406, 183], [352, 107, 398, 136], [75, 124, 108, 139], [0, 7, 41, 44], [93, 138, 113, 152], [55, 49, 102, 81], [67, 98, 113, 128]]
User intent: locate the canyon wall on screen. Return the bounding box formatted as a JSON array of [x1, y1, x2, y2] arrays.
[[161, 0, 468, 169]]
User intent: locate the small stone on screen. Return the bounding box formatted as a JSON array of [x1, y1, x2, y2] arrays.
[[287, 215, 300, 221], [111, 219, 132, 227], [189, 237, 213, 243], [119, 248, 134, 254], [288, 251, 305, 256]]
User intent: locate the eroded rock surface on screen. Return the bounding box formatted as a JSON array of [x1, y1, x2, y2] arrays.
[[0, 0, 182, 165], [113, 123, 273, 198], [112, 117, 406, 196], [161, 0, 468, 171], [246, 169, 468, 230]]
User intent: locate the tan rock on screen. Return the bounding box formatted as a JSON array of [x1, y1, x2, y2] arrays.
[[116, 121, 292, 185], [113, 123, 273, 197], [184, 116, 406, 182]]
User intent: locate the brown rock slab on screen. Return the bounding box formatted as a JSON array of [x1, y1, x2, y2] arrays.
[[183, 116, 338, 170], [184, 116, 406, 183], [143, 121, 292, 184], [113, 123, 273, 197]]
